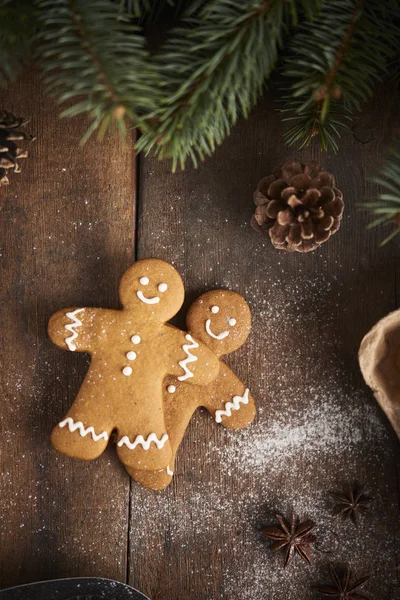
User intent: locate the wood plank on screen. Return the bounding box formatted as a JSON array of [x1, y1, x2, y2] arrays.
[[129, 84, 400, 599], [0, 73, 135, 588]]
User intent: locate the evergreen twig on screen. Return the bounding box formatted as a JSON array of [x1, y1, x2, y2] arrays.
[[136, 0, 319, 171], [360, 141, 400, 246], [0, 0, 398, 175], [35, 0, 160, 142], [281, 0, 399, 151]]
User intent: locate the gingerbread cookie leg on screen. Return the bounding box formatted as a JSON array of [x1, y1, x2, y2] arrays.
[[51, 368, 113, 460], [116, 430, 172, 472], [128, 461, 176, 491], [126, 385, 198, 489]]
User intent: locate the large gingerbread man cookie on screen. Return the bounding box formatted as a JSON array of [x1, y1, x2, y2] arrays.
[[48, 259, 220, 471], [127, 290, 256, 489]]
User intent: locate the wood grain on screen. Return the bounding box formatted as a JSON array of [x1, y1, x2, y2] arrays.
[[0, 71, 399, 600], [0, 73, 135, 588], [129, 83, 400, 600]]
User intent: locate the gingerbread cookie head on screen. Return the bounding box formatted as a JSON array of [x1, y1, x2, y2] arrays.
[[119, 258, 185, 321], [186, 289, 251, 356]]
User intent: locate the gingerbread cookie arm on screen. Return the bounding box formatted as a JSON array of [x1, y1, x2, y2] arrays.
[[200, 362, 256, 430], [48, 307, 105, 353], [169, 329, 220, 385]]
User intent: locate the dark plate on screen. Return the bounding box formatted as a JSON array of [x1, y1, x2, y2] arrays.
[[0, 577, 150, 600]]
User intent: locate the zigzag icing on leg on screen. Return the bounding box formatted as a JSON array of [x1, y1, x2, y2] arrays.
[[178, 334, 199, 381], [117, 432, 169, 451], [64, 308, 85, 351], [59, 417, 109, 442], [215, 388, 250, 423]]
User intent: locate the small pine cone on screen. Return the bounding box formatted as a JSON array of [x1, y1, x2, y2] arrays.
[[0, 110, 35, 186], [251, 160, 344, 253]]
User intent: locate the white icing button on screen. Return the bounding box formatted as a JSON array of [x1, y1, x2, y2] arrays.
[[211, 305, 220, 314], [139, 276, 149, 285], [131, 335, 141, 344], [167, 385, 176, 394], [126, 351, 137, 361], [158, 283, 168, 292], [122, 366, 133, 376], [228, 318, 237, 326]]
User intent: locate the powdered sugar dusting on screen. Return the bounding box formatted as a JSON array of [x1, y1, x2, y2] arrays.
[[128, 275, 398, 600], [217, 384, 385, 475]]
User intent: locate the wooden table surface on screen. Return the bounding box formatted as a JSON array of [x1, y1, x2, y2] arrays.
[[1, 73, 399, 600]]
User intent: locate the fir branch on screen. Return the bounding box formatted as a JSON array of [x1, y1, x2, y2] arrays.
[[136, 0, 319, 171], [35, 0, 160, 141], [281, 0, 399, 151], [360, 141, 400, 245], [0, 0, 36, 88]]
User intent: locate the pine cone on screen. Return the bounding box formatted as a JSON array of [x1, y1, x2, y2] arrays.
[[251, 161, 344, 253], [0, 111, 35, 186]]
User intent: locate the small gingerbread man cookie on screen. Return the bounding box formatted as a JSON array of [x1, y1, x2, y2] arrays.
[[127, 289, 256, 489], [49, 259, 220, 471]]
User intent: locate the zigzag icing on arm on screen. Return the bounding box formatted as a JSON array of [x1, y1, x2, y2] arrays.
[[64, 308, 85, 351], [59, 417, 109, 442], [117, 433, 169, 451], [215, 388, 250, 423], [178, 334, 199, 381]]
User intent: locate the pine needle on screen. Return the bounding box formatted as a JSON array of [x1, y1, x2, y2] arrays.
[[360, 141, 400, 245], [35, 0, 161, 142], [136, 0, 319, 170], [281, 0, 400, 152]]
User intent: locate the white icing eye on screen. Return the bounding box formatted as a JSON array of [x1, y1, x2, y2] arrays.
[[122, 366, 132, 376], [211, 305, 220, 314], [167, 385, 176, 394], [126, 351, 137, 361], [158, 283, 168, 293], [131, 335, 141, 344], [228, 317, 237, 327], [139, 276, 149, 285]]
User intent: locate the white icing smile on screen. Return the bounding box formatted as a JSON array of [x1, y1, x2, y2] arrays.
[[137, 290, 160, 304], [205, 319, 229, 340]]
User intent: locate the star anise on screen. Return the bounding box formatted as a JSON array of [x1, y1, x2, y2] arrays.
[[261, 513, 316, 567], [317, 565, 370, 599], [332, 483, 372, 524]]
